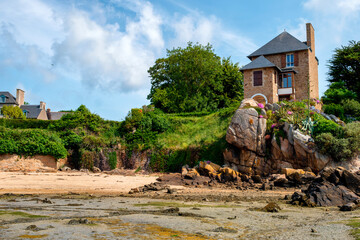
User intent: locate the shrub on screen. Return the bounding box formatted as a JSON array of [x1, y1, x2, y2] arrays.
[[0, 128, 67, 159], [312, 118, 343, 137], [342, 99, 360, 118], [1, 105, 25, 119], [79, 150, 95, 170], [343, 122, 360, 155], [108, 151, 117, 170], [323, 103, 345, 120], [0, 119, 51, 129], [315, 133, 352, 162]]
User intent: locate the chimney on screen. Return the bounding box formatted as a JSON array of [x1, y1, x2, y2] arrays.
[[40, 101, 46, 110], [46, 108, 51, 120], [306, 23, 315, 53], [16, 89, 25, 106]]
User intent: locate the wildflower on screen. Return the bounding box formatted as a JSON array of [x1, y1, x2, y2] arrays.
[[287, 111, 293, 115], [271, 124, 276, 128], [258, 103, 264, 109], [272, 111, 275, 114], [316, 99, 320, 104], [206, 161, 211, 164], [259, 115, 264, 118], [310, 111, 315, 115]]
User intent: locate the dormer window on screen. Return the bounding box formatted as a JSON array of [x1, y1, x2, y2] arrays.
[[23, 110, 28, 117], [286, 54, 294, 67], [0, 95, 5, 103]]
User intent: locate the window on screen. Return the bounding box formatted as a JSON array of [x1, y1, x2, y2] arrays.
[[0, 95, 5, 103], [253, 71, 263, 86], [280, 73, 292, 88], [23, 110, 28, 117], [286, 54, 294, 67]]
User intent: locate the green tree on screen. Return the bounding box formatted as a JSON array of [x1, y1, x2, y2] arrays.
[[1, 106, 26, 119], [328, 40, 360, 99], [147, 42, 243, 113], [322, 81, 357, 104]]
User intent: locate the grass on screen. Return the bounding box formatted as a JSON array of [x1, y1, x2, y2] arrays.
[[347, 218, 360, 240], [133, 201, 241, 208], [158, 107, 236, 150], [0, 210, 47, 218]]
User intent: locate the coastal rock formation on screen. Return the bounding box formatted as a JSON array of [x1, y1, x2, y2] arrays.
[[224, 98, 357, 176]]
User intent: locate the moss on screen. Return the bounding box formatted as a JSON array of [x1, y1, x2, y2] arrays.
[[18, 234, 48, 239], [0, 210, 47, 218]]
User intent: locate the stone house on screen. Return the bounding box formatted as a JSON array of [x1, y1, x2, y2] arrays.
[[0, 89, 48, 120], [240, 23, 319, 104]]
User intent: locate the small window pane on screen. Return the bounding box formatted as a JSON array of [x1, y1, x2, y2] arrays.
[[253, 71, 262, 86]]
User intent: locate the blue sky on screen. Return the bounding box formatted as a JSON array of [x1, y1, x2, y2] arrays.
[[1, 0, 360, 120]]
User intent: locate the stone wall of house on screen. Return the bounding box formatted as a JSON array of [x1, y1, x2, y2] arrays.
[[0, 154, 67, 172], [243, 67, 278, 104], [247, 48, 319, 103]]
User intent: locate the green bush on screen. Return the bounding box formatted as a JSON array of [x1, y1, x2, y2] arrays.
[[0, 127, 67, 159], [315, 133, 352, 162], [312, 118, 343, 137], [79, 150, 95, 170], [344, 122, 360, 155], [343, 99, 360, 118], [323, 103, 345, 120], [0, 118, 52, 129], [108, 151, 117, 170]]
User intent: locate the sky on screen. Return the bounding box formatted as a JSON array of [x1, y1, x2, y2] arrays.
[[1, 0, 360, 120]]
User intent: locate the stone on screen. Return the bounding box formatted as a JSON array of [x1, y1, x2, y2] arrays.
[[283, 122, 294, 145], [93, 167, 101, 173], [219, 167, 239, 182], [339, 202, 357, 211], [184, 169, 200, 180], [281, 168, 305, 177], [265, 103, 273, 111], [239, 98, 259, 109], [342, 170, 360, 195], [306, 181, 360, 206], [251, 175, 262, 183], [260, 109, 267, 117], [261, 202, 281, 212], [181, 165, 189, 177], [272, 103, 281, 111]]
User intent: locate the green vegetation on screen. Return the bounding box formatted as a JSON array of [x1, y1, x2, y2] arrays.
[[328, 40, 360, 100], [1, 105, 25, 119], [347, 218, 360, 240], [0, 210, 47, 218], [147, 42, 243, 113]]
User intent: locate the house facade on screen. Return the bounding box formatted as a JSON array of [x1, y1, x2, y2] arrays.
[[240, 23, 319, 104], [0, 89, 48, 120]]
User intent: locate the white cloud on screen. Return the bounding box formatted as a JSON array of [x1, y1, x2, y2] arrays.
[[51, 2, 163, 91], [304, 0, 360, 14]]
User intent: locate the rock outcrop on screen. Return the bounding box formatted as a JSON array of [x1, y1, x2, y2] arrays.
[[224, 99, 358, 176]]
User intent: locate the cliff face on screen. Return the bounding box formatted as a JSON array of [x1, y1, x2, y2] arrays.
[[224, 99, 358, 176]]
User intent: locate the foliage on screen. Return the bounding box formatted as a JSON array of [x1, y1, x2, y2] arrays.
[[49, 105, 103, 132], [343, 99, 360, 120], [312, 118, 343, 137], [1, 106, 25, 119], [323, 103, 345, 120], [315, 133, 352, 162], [0, 118, 51, 129], [0, 127, 67, 159], [79, 150, 94, 170], [322, 81, 357, 104], [108, 151, 117, 170], [147, 42, 243, 113], [328, 40, 360, 100]]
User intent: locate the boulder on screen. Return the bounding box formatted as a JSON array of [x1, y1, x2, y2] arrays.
[[226, 108, 261, 153], [181, 165, 189, 177], [184, 169, 200, 180], [339, 202, 357, 211], [265, 103, 273, 111], [239, 98, 259, 109], [219, 167, 239, 182], [272, 103, 281, 111], [261, 202, 281, 212], [306, 181, 359, 206], [281, 168, 305, 177]]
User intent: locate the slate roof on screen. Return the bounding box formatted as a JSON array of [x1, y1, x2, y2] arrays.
[[248, 31, 309, 58], [240, 55, 279, 71], [20, 105, 42, 119], [48, 112, 68, 120], [0, 91, 17, 104]]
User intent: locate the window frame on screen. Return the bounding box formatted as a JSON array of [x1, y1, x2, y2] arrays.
[[0, 95, 5, 103], [286, 54, 294, 67], [253, 70, 263, 87]]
